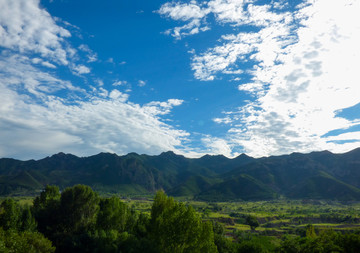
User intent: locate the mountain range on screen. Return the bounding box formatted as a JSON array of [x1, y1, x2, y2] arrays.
[[1, 148, 360, 201]]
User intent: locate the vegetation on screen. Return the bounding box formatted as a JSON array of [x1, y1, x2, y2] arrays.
[[1, 184, 360, 252], [1, 149, 360, 251], [1, 148, 360, 201], [0, 185, 218, 253]]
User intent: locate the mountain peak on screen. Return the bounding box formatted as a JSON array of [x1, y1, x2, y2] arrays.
[[199, 154, 228, 162], [234, 153, 251, 159], [52, 152, 66, 157], [50, 152, 78, 159], [93, 152, 118, 158], [160, 151, 179, 157]]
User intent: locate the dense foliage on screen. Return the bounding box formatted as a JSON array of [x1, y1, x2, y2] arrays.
[[1, 185, 218, 253], [1, 185, 360, 252]]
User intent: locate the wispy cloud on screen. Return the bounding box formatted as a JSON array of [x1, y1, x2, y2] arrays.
[[144, 99, 184, 116], [160, 0, 360, 157], [138, 80, 146, 87], [0, 0, 191, 159], [72, 64, 91, 75], [78, 44, 98, 62], [158, 1, 209, 39], [0, 0, 71, 65], [112, 80, 128, 86]]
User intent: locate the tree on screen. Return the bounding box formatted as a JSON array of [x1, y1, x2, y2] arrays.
[[213, 222, 237, 253], [59, 184, 100, 234], [149, 191, 218, 253], [237, 240, 264, 253], [277, 229, 356, 253], [245, 215, 259, 231], [97, 196, 132, 232], [341, 233, 360, 253], [0, 199, 21, 230], [0, 228, 55, 253], [19, 206, 37, 232], [305, 224, 316, 238], [33, 185, 61, 209], [32, 185, 61, 237]]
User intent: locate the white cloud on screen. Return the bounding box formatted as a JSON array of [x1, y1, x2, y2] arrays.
[[78, 44, 98, 62], [238, 82, 264, 94], [158, 1, 210, 39], [0, 53, 190, 159], [31, 57, 57, 68], [201, 135, 233, 157], [41, 61, 57, 68], [161, 0, 360, 157], [109, 89, 129, 102], [31, 58, 42, 64], [72, 64, 90, 75], [158, 0, 292, 40], [144, 99, 184, 116], [189, 9, 295, 80], [0, 0, 192, 160], [213, 116, 233, 125], [0, 0, 71, 65], [0, 85, 189, 159], [113, 80, 128, 86], [234, 0, 360, 156], [0, 53, 80, 97], [95, 79, 104, 86], [138, 80, 146, 87], [325, 132, 360, 142], [158, 2, 207, 21]]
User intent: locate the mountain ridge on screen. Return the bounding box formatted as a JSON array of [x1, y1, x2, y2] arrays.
[[0, 148, 360, 200]]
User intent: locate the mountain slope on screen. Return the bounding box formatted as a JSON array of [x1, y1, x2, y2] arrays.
[[0, 148, 359, 200]]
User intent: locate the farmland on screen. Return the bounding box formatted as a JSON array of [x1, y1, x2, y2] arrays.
[[127, 198, 360, 235]]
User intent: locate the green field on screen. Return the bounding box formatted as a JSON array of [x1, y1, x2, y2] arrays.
[[5, 195, 360, 236], [2, 192, 360, 252], [123, 198, 360, 236]]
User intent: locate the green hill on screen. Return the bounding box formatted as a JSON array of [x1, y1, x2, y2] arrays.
[[0, 148, 360, 200]]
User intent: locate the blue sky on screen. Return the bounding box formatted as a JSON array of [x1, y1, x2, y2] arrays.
[[0, 0, 360, 160]]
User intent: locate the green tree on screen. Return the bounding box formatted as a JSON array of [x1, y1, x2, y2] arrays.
[[213, 222, 237, 253], [277, 235, 302, 253], [237, 240, 264, 253], [0, 228, 55, 253], [59, 184, 100, 234], [97, 196, 132, 232], [305, 224, 316, 238], [32, 185, 61, 237], [340, 233, 360, 253], [19, 206, 37, 232], [0, 199, 21, 231], [245, 215, 259, 231], [277, 229, 357, 253], [133, 212, 150, 238], [33, 185, 61, 208], [150, 191, 218, 253]]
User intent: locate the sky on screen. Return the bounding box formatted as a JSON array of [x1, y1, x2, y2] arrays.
[[0, 0, 360, 160]]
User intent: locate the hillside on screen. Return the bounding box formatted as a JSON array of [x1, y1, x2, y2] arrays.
[[0, 148, 360, 200]]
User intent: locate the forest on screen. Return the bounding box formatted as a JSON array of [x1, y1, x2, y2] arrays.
[[1, 184, 360, 253]]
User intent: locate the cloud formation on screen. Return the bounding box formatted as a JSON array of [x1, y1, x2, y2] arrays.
[[0, 0, 71, 65], [160, 0, 360, 157], [0, 0, 190, 159]]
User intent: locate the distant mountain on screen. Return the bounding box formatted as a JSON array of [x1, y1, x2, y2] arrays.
[[0, 148, 360, 200]]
